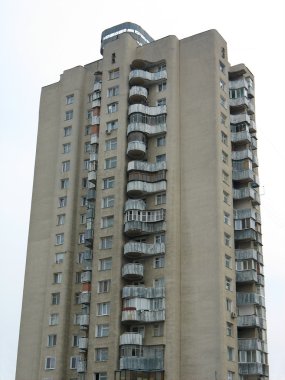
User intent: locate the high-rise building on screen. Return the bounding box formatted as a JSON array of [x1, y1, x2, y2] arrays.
[[16, 22, 269, 380]]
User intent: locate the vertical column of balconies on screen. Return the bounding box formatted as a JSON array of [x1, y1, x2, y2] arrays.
[[118, 64, 167, 377], [229, 68, 268, 379], [77, 73, 102, 378]]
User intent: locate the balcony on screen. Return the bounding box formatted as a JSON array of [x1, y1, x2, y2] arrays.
[[229, 78, 249, 90], [232, 169, 255, 182], [239, 363, 269, 377], [86, 207, 95, 219], [79, 314, 90, 327], [120, 357, 164, 371], [89, 152, 98, 162], [231, 130, 251, 144], [229, 96, 249, 109], [92, 99, 101, 108], [129, 69, 167, 86], [84, 229, 93, 247], [127, 122, 167, 136], [237, 292, 265, 306], [91, 115, 100, 125], [122, 286, 165, 299], [230, 113, 250, 125], [93, 82, 102, 91], [78, 337, 88, 350], [252, 154, 258, 167], [125, 199, 146, 211], [122, 309, 165, 323], [90, 133, 99, 145], [237, 315, 267, 329], [235, 229, 258, 242], [88, 170, 97, 184], [122, 263, 144, 280], [79, 292, 91, 304], [233, 187, 260, 205], [127, 181, 166, 197], [81, 270, 92, 283], [234, 208, 260, 221], [128, 160, 166, 173], [124, 221, 166, 236], [86, 188, 96, 201], [124, 242, 165, 258], [258, 274, 265, 286], [127, 141, 146, 160], [248, 101, 255, 114], [120, 332, 143, 345], [251, 136, 257, 149], [124, 208, 166, 236], [129, 86, 148, 103], [77, 360, 87, 373], [235, 248, 263, 264], [232, 149, 253, 161], [236, 270, 258, 283], [129, 104, 167, 117], [238, 338, 267, 352]]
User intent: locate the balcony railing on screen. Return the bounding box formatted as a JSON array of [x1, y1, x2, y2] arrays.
[[230, 113, 250, 125], [127, 141, 147, 159], [231, 131, 251, 144], [93, 82, 102, 91], [86, 188, 96, 201], [77, 360, 87, 373], [232, 149, 253, 161], [128, 160, 167, 172], [124, 221, 166, 236], [124, 199, 146, 211], [129, 104, 167, 116], [79, 292, 91, 304], [122, 286, 165, 299], [91, 115, 100, 125], [122, 263, 144, 280], [129, 69, 167, 85], [88, 170, 97, 184], [122, 309, 165, 323], [120, 357, 164, 371], [234, 208, 260, 221], [233, 187, 260, 204], [124, 242, 165, 258], [78, 337, 88, 350], [92, 99, 101, 108], [124, 209, 165, 223], [232, 169, 255, 182], [120, 333, 143, 346], [127, 180, 167, 197], [90, 133, 99, 145], [229, 78, 249, 90], [79, 314, 90, 327], [235, 248, 263, 264], [235, 229, 258, 242], [239, 363, 269, 376], [127, 122, 167, 136], [237, 315, 267, 329], [229, 96, 249, 108], [129, 86, 148, 103], [237, 292, 265, 306], [236, 270, 258, 283], [81, 270, 92, 283], [128, 170, 166, 183], [238, 338, 267, 352]]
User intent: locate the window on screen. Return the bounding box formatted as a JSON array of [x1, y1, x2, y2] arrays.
[[221, 131, 228, 145], [63, 143, 71, 153], [227, 371, 234, 380], [106, 120, 118, 132], [83, 159, 90, 170], [80, 214, 86, 224], [80, 196, 88, 206], [157, 136, 166, 146], [156, 154, 166, 163], [102, 195, 115, 209], [109, 69, 119, 80], [87, 110, 93, 122], [96, 324, 109, 337], [58, 196, 67, 208], [84, 142, 91, 153], [65, 110, 73, 121], [55, 252, 64, 264], [49, 313, 59, 326], [220, 79, 226, 91], [224, 212, 230, 225], [158, 81, 167, 92], [95, 348, 108, 362], [45, 356, 56, 370], [111, 53, 116, 64], [94, 373, 108, 380], [55, 234, 64, 245], [224, 233, 231, 247], [107, 86, 119, 97], [222, 151, 228, 164], [105, 138, 117, 151], [220, 113, 227, 126], [51, 292, 60, 305], [222, 171, 229, 185], [154, 278, 165, 288], [74, 292, 80, 304], [66, 94, 74, 105], [225, 255, 232, 269], [64, 126, 72, 136], [78, 233, 85, 244], [100, 236, 113, 249], [227, 346, 234, 361], [98, 280, 111, 293], [75, 272, 81, 283], [155, 234, 165, 244], [220, 96, 227, 109], [97, 302, 110, 316], [103, 177, 115, 189], [74, 314, 81, 325], [107, 102, 118, 114], [53, 272, 62, 284], [156, 193, 166, 205], [157, 98, 166, 106], [226, 322, 233, 336], [60, 178, 69, 189], [154, 256, 165, 269], [70, 356, 80, 369], [72, 335, 79, 347], [99, 258, 112, 271], [57, 214, 65, 225], [47, 334, 57, 347], [223, 191, 230, 205], [219, 61, 225, 73], [82, 177, 88, 188], [226, 298, 232, 312], [78, 252, 85, 264], [225, 277, 232, 291], [153, 324, 163, 337], [101, 216, 114, 228], [85, 125, 91, 135], [105, 156, 117, 169]]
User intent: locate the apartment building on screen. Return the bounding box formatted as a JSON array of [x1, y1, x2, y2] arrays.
[[16, 22, 269, 380]]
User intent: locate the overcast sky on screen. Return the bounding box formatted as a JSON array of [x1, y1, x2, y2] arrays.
[[0, 0, 284, 379]]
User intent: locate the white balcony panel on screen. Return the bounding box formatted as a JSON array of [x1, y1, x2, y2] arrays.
[[120, 333, 143, 346], [91, 115, 100, 125], [128, 160, 167, 172], [122, 263, 144, 279], [78, 337, 88, 349], [122, 309, 165, 323], [129, 69, 167, 83], [124, 242, 165, 257], [127, 122, 167, 136], [127, 180, 166, 195], [129, 104, 167, 116]]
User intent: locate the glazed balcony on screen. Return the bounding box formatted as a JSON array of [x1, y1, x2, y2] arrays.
[[81, 270, 92, 283], [235, 229, 260, 242], [129, 104, 167, 117], [127, 132, 147, 159], [86, 207, 95, 219], [258, 274, 265, 286], [78, 337, 88, 350], [79, 314, 90, 327], [229, 96, 250, 109], [239, 363, 269, 377], [127, 181, 166, 197], [238, 338, 267, 352], [252, 154, 258, 167], [127, 122, 167, 136], [122, 309, 165, 323], [128, 160, 167, 173], [129, 69, 167, 86], [236, 270, 258, 283], [124, 199, 146, 212], [84, 229, 93, 247], [232, 169, 255, 182], [92, 99, 101, 108], [120, 332, 143, 345], [237, 315, 267, 329], [230, 113, 250, 125], [229, 78, 249, 90], [123, 297, 165, 312], [89, 152, 98, 162], [122, 286, 165, 299], [90, 133, 99, 145], [234, 208, 261, 222], [235, 248, 263, 264], [79, 292, 91, 304], [231, 130, 251, 144], [124, 241, 165, 258], [124, 209, 166, 236], [120, 357, 164, 371], [93, 82, 102, 91], [91, 115, 100, 125], [86, 188, 96, 201], [237, 292, 265, 306], [88, 170, 97, 184], [232, 149, 253, 161], [251, 136, 257, 149], [122, 263, 144, 281], [129, 86, 148, 104], [233, 187, 260, 205], [124, 208, 165, 224], [77, 360, 87, 373]]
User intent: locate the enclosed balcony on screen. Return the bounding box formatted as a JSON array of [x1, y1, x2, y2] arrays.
[[235, 248, 263, 264], [122, 309, 165, 323], [230, 113, 250, 125], [124, 199, 146, 212], [127, 181, 166, 198], [238, 338, 267, 352], [124, 241, 165, 258], [93, 82, 102, 92], [91, 115, 100, 125], [92, 99, 101, 108], [77, 360, 87, 373], [124, 208, 166, 236], [120, 332, 143, 346], [124, 221, 166, 236], [232, 169, 255, 182], [88, 170, 97, 184], [84, 228, 93, 247], [129, 69, 167, 86], [229, 96, 249, 109], [128, 160, 166, 173], [251, 136, 257, 149], [231, 130, 251, 144], [235, 229, 258, 242], [90, 133, 99, 145], [129, 86, 148, 104], [239, 363, 269, 377], [234, 208, 261, 221], [232, 149, 253, 161], [233, 187, 260, 205], [236, 270, 258, 283], [78, 337, 88, 350], [81, 270, 92, 283], [129, 104, 167, 117], [122, 263, 144, 281], [79, 314, 90, 327], [122, 286, 165, 299], [237, 292, 265, 307], [86, 188, 96, 201], [79, 292, 91, 304], [127, 132, 147, 159], [237, 315, 267, 329]]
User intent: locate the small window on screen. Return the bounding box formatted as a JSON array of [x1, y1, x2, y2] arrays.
[[103, 177, 115, 189], [80, 214, 86, 224], [101, 216, 114, 229], [47, 334, 57, 347], [65, 110, 73, 121], [78, 233, 85, 244], [107, 86, 119, 97], [226, 298, 232, 312], [82, 177, 88, 188], [85, 125, 91, 135], [153, 256, 165, 269], [224, 233, 231, 247], [107, 102, 118, 114], [219, 61, 225, 73], [74, 314, 81, 325], [220, 79, 226, 91], [220, 113, 227, 126], [80, 196, 88, 207], [83, 159, 90, 170], [154, 277, 165, 288], [222, 151, 228, 164], [224, 212, 230, 225], [74, 292, 80, 304], [64, 126, 72, 137], [45, 356, 56, 370], [220, 96, 227, 109], [221, 47, 226, 58], [153, 323, 163, 337], [158, 81, 167, 92], [70, 356, 80, 369], [155, 234, 165, 244], [77, 252, 85, 264], [75, 272, 81, 283], [84, 142, 91, 153], [226, 322, 233, 336], [100, 236, 113, 249], [51, 292, 60, 305], [222, 171, 229, 185], [58, 196, 67, 208], [99, 258, 112, 271], [95, 348, 108, 362], [96, 324, 109, 337], [157, 98, 166, 106], [66, 94, 74, 105], [109, 69, 119, 80], [60, 178, 69, 189], [156, 193, 166, 205], [55, 252, 64, 264], [225, 277, 232, 291], [49, 313, 59, 326], [225, 255, 232, 269], [227, 371, 234, 380], [87, 110, 93, 122], [102, 195, 115, 208], [53, 272, 62, 284], [111, 53, 116, 64], [156, 154, 166, 163], [106, 120, 118, 132], [63, 143, 71, 153], [94, 373, 108, 380], [223, 191, 230, 205], [98, 280, 111, 293], [55, 234, 64, 245], [227, 346, 234, 361], [72, 335, 79, 347], [157, 136, 166, 147], [105, 138, 117, 151], [221, 131, 228, 145], [97, 302, 110, 316], [105, 156, 117, 169], [57, 214, 65, 225]]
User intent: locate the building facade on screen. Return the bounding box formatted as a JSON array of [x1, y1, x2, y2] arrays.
[[16, 22, 269, 380]]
